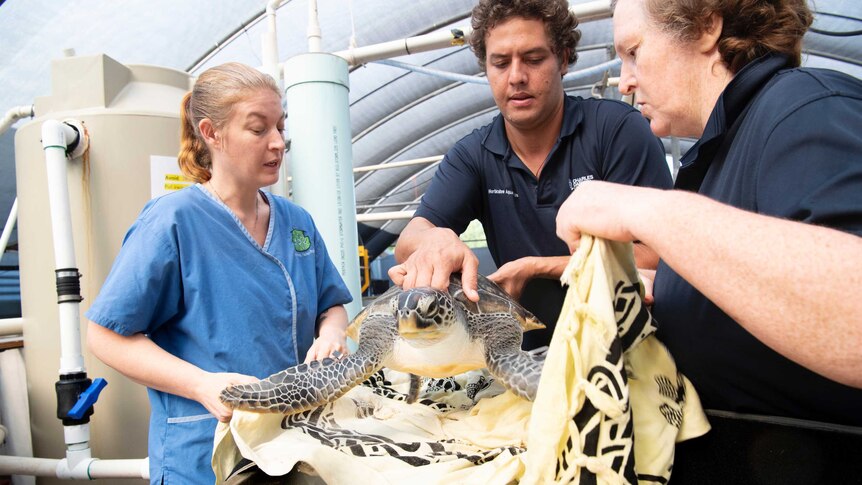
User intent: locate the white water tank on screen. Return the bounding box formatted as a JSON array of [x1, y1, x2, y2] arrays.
[[14, 54, 192, 484]]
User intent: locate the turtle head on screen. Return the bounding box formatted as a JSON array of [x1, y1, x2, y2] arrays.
[[395, 287, 456, 342]]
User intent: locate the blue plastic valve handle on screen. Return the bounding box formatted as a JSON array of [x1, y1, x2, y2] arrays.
[[67, 378, 108, 419]]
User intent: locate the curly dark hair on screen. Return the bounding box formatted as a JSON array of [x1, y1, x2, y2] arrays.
[[470, 0, 582, 71], [613, 0, 813, 74]]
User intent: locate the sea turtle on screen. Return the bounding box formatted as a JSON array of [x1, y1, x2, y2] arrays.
[[220, 274, 547, 415]]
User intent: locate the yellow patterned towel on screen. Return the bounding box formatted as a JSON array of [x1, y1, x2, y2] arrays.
[[212, 236, 709, 484], [521, 236, 709, 484]]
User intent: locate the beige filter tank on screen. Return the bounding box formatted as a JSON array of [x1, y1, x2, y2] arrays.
[[14, 54, 193, 484]]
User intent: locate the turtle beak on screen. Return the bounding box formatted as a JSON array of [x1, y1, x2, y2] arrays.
[[397, 310, 444, 342], [397, 312, 423, 334], [397, 292, 444, 341]]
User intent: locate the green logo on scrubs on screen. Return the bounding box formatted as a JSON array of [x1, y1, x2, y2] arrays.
[[291, 229, 311, 252]]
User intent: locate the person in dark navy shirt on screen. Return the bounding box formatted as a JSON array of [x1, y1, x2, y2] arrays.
[[557, 0, 862, 427], [389, 0, 672, 348]]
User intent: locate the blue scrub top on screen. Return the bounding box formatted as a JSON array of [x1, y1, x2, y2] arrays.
[[86, 184, 352, 484]]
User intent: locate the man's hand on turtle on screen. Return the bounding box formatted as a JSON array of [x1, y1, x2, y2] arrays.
[[388, 227, 480, 302], [488, 257, 535, 301]]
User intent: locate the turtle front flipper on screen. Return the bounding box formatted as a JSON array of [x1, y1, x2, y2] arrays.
[[220, 351, 383, 415], [486, 349, 545, 401]]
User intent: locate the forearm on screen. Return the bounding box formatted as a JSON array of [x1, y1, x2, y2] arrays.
[[316, 305, 349, 336], [86, 321, 207, 400], [631, 190, 862, 387], [633, 243, 659, 269], [525, 255, 571, 280]]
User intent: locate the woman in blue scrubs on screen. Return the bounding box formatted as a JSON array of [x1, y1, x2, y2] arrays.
[[86, 62, 353, 484]]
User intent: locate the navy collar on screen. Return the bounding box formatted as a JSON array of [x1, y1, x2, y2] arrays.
[[681, 53, 794, 167], [481, 95, 584, 164]]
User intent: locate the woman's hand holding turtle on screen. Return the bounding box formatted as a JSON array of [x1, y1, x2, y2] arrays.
[[305, 305, 350, 364], [197, 371, 258, 422], [305, 324, 348, 364]]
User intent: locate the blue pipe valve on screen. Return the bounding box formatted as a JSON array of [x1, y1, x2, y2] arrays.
[[67, 378, 108, 420]]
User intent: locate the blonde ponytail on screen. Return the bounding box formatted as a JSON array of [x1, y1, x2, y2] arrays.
[[178, 92, 212, 183]]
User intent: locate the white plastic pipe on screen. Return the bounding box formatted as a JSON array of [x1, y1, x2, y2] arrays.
[[0, 198, 18, 257], [307, 0, 322, 53], [0, 105, 34, 135], [263, 0, 286, 84], [0, 317, 23, 336], [0, 348, 35, 485], [0, 456, 149, 480], [42, 119, 86, 375], [1, 106, 33, 261]]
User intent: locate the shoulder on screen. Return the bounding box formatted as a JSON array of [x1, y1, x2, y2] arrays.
[[770, 67, 862, 97], [566, 96, 644, 130], [268, 193, 317, 227], [447, 115, 501, 161], [135, 185, 203, 225], [755, 68, 862, 119], [566, 96, 653, 141], [572, 96, 641, 120]]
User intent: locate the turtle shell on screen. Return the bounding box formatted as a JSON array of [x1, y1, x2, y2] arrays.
[[449, 274, 545, 333], [347, 273, 545, 342]]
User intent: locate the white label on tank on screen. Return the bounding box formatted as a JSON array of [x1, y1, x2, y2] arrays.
[[150, 155, 191, 199]]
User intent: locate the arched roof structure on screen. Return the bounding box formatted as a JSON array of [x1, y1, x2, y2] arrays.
[[2, 0, 860, 259]]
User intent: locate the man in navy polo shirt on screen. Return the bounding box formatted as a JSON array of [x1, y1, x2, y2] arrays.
[[389, 0, 672, 348]]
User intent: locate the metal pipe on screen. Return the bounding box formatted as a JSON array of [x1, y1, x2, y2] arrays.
[[0, 456, 149, 479], [0, 318, 23, 337], [332, 0, 612, 67], [353, 156, 443, 173], [356, 210, 415, 223], [373, 58, 620, 87], [374, 59, 486, 84], [574, 0, 613, 22], [355, 202, 420, 210], [334, 27, 472, 67]]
